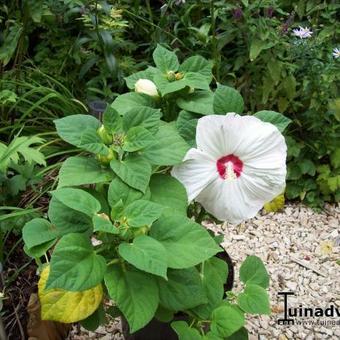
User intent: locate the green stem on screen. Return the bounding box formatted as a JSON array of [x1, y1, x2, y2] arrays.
[[210, 0, 219, 82]]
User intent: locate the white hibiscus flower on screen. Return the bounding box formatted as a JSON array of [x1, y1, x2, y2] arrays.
[[332, 48, 340, 59], [171, 113, 287, 224]]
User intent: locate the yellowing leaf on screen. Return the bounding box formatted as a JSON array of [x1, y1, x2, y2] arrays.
[[38, 266, 103, 323], [264, 194, 285, 213]]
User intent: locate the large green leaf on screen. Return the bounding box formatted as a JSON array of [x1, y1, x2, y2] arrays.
[[119, 236, 167, 278], [182, 73, 210, 91], [104, 265, 159, 333], [110, 156, 151, 193], [191, 257, 228, 319], [46, 233, 106, 291], [153, 44, 179, 73], [108, 177, 144, 207], [54, 115, 100, 147], [158, 267, 207, 311], [23, 218, 58, 256], [239, 256, 269, 288], [123, 200, 163, 227], [48, 196, 92, 235], [153, 73, 188, 96], [141, 124, 189, 165], [176, 91, 214, 115], [211, 304, 245, 338], [103, 106, 122, 132], [254, 110, 292, 133], [150, 215, 220, 268], [176, 110, 198, 147], [123, 106, 161, 134], [149, 174, 188, 215], [237, 284, 270, 315], [79, 129, 109, 155], [58, 156, 114, 188], [213, 85, 244, 114], [171, 321, 203, 340], [123, 126, 156, 152], [51, 188, 101, 217], [111, 92, 157, 116], [179, 56, 213, 81]]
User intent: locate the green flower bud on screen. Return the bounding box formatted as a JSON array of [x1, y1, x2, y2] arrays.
[[96, 148, 115, 165], [167, 71, 176, 82], [97, 125, 112, 145], [175, 72, 184, 80]]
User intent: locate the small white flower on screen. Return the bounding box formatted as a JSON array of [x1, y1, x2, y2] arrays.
[[292, 26, 313, 39], [135, 79, 159, 97], [171, 113, 287, 224], [332, 48, 340, 59], [175, 0, 186, 5]]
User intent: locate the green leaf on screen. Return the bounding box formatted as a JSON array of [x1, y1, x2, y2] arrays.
[[103, 106, 122, 132], [54, 115, 100, 147], [182, 73, 210, 91], [104, 265, 159, 333], [153, 44, 179, 73], [239, 256, 269, 288], [254, 110, 292, 133], [299, 159, 316, 176], [249, 39, 267, 61], [124, 67, 157, 89], [123, 126, 156, 152], [0, 23, 22, 65], [149, 174, 188, 215], [158, 267, 207, 310], [51, 188, 101, 217], [80, 305, 106, 332], [123, 106, 161, 134], [119, 236, 167, 278], [93, 214, 118, 234], [226, 327, 249, 340], [211, 304, 245, 338], [108, 177, 144, 207], [0, 136, 46, 172], [213, 85, 244, 114], [111, 92, 157, 115], [123, 200, 163, 228], [155, 306, 174, 322], [142, 124, 189, 165], [58, 156, 114, 188], [153, 73, 188, 96], [176, 110, 198, 147], [191, 257, 228, 319], [110, 156, 151, 193], [237, 284, 270, 315], [48, 196, 92, 235], [179, 56, 213, 81], [176, 91, 214, 115], [23, 218, 58, 256], [150, 215, 220, 269], [171, 321, 203, 340], [79, 129, 109, 155], [46, 233, 106, 291]]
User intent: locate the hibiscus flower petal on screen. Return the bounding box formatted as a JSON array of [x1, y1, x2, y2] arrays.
[[195, 177, 262, 224], [171, 149, 217, 201]]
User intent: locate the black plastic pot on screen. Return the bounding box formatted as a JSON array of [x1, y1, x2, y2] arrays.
[[88, 100, 108, 120], [122, 250, 234, 340]]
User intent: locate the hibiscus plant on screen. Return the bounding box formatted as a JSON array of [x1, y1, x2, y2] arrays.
[[22, 45, 289, 339]]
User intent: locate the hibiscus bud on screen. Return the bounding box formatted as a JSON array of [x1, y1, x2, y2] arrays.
[[96, 148, 115, 165], [175, 72, 184, 80], [166, 71, 176, 82], [97, 125, 112, 145], [135, 79, 159, 97]]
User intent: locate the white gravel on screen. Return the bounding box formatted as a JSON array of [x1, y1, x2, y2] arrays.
[[71, 203, 340, 340]]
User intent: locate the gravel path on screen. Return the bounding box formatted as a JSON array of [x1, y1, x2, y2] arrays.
[[71, 203, 340, 340]]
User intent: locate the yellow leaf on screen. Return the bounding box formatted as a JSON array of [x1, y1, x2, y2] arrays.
[[264, 194, 285, 213], [38, 266, 103, 323]]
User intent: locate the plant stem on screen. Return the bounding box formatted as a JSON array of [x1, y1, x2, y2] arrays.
[[210, 0, 220, 82]]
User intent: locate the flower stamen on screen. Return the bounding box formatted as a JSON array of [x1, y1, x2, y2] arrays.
[[216, 154, 243, 180]]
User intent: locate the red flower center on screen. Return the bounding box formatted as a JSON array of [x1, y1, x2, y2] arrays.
[[216, 154, 243, 179]]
